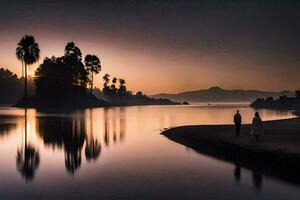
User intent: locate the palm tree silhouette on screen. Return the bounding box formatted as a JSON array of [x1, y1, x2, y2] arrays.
[[118, 78, 127, 95], [119, 78, 125, 85], [16, 35, 40, 103], [84, 54, 101, 94], [110, 77, 118, 94], [103, 73, 110, 87]]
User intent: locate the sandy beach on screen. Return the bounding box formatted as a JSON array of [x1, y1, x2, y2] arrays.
[[162, 116, 300, 186]]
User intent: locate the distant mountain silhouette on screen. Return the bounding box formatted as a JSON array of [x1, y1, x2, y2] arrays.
[[152, 87, 294, 103]]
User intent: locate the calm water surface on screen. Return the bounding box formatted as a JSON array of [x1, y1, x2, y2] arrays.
[[0, 105, 299, 200]]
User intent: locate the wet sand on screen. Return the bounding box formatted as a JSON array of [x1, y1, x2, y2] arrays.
[[162, 117, 300, 185]]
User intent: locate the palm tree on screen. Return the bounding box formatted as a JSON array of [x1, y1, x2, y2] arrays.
[[119, 78, 125, 86], [84, 54, 101, 94], [103, 73, 110, 87], [16, 35, 40, 102], [118, 78, 127, 95], [110, 77, 118, 94]]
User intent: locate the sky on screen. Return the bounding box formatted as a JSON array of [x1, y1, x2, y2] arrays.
[[0, 0, 299, 94]]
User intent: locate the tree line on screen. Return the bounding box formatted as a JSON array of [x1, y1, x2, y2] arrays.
[[251, 90, 300, 110], [34, 41, 102, 98], [0, 68, 34, 104], [15, 35, 129, 101], [0, 35, 175, 106]]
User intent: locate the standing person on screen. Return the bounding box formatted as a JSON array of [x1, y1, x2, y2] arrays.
[[234, 110, 242, 137], [251, 112, 264, 142]]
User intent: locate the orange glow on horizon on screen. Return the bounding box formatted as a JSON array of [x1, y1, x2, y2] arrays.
[[0, 33, 299, 95]]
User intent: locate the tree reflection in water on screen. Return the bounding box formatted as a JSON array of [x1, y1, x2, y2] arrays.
[[16, 145, 40, 181], [33, 108, 126, 177], [104, 109, 110, 146], [16, 109, 40, 181], [37, 115, 85, 175], [119, 107, 126, 142], [85, 139, 101, 161], [63, 118, 85, 175], [103, 107, 126, 146], [85, 109, 101, 162], [0, 123, 16, 139]]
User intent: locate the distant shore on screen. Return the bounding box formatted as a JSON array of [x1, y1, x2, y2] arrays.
[[162, 116, 300, 185], [13, 94, 181, 110]]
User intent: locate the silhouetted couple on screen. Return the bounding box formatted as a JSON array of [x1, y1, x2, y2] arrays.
[[234, 110, 264, 141]]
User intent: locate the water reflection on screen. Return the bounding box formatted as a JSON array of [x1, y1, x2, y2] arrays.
[[34, 108, 126, 175], [103, 108, 126, 146], [0, 123, 16, 138], [104, 109, 109, 146], [85, 109, 101, 162], [16, 109, 40, 181], [63, 117, 85, 175], [37, 115, 86, 175], [233, 163, 263, 190], [252, 168, 263, 190], [0, 105, 298, 199]]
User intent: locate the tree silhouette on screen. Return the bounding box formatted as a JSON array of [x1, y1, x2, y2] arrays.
[[118, 78, 127, 95], [64, 42, 82, 61], [64, 42, 88, 91], [103, 73, 110, 87], [102, 73, 111, 96], [16, 35, 40, 103], [35, 42, 92, 98], [35, 56, 74, 98], [84, 54, 101, 94], [0, 68, 22, 103], [136, 91, 143, 96], [110, 77, 118, 95], [295, 90, 300, 99]]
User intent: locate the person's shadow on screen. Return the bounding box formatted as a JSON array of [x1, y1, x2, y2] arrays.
[[234, 163, 241, 182], [252, 168, 263, 190]]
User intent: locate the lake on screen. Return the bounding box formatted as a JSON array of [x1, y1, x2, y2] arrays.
[[0, 104, 299, 200]]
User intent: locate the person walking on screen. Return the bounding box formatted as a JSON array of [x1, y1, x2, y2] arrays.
[[234, 110, 242, 137], [251, 112, 264, 142]]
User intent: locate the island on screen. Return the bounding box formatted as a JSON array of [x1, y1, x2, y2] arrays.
[[3, 38, 179, 109], [250, 91, 300, 110]]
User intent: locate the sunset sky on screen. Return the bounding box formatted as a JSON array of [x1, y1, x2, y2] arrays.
[[0, 0, 299, 94]]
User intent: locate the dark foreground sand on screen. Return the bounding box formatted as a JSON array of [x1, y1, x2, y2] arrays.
[[162, 117, 300, 186]]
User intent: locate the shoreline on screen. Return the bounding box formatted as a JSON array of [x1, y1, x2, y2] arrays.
[[162, 116, 300, 186], [12, 95, 180, 110], [12, 101, 181, 111]]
